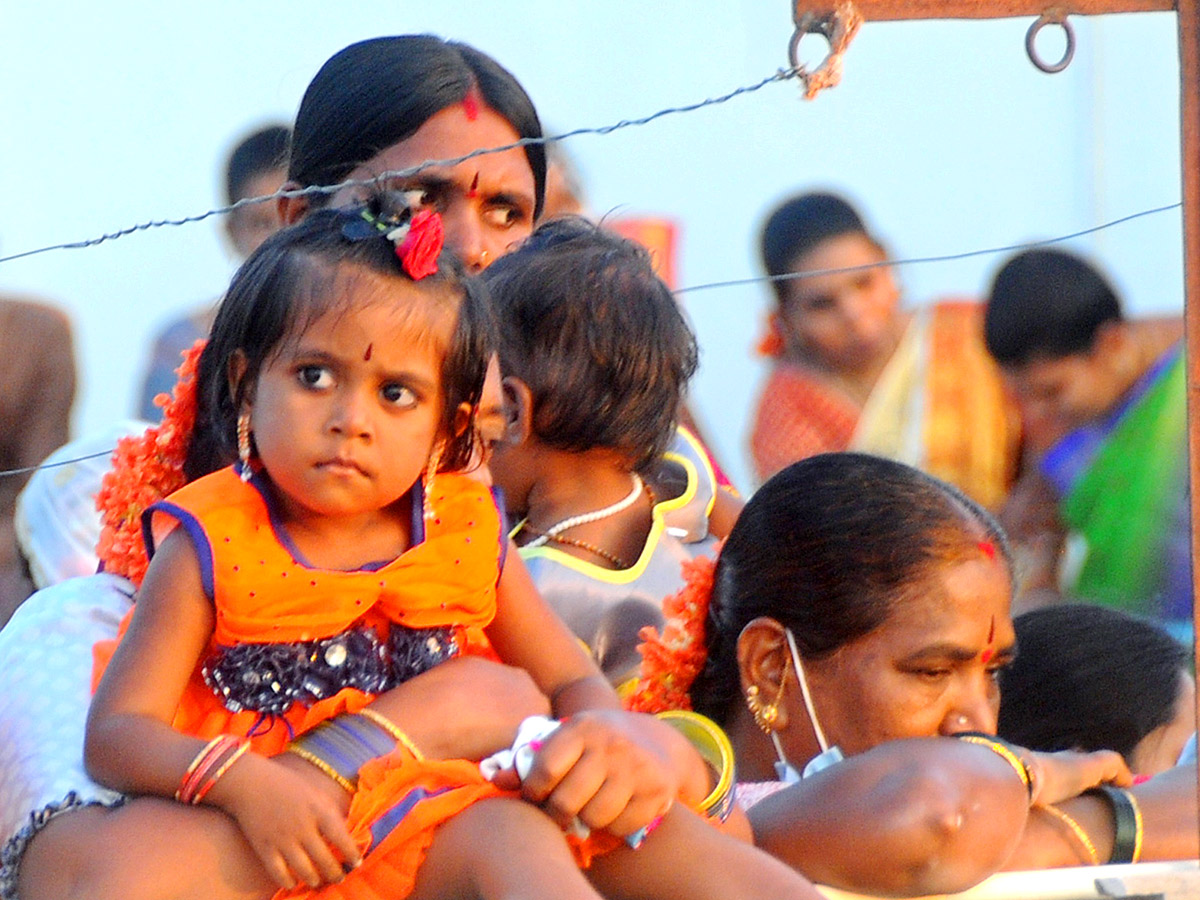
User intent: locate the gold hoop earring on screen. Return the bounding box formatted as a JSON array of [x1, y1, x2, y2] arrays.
[[236, 411, 253, 482]]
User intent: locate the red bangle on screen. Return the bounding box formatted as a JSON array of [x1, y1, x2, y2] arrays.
[[192, 739, 251, 804], [177, 735, 241, 804]]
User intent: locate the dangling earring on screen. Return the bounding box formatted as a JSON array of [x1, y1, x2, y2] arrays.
[[236, 411, 253, 482], [745, 666, 788, 734], [422, 444, 442, 522]]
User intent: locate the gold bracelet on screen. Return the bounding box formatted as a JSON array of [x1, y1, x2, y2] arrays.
[[357, 708, 424, 761], [956, 734, 1033, 802], [1129, 790, 1144, 863], [286, 745, 356, 792], [1042, 805, 1100, 866], [655, 710, 736, 822]]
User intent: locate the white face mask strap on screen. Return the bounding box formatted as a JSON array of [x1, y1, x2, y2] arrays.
[[786, 627, 830, 754]]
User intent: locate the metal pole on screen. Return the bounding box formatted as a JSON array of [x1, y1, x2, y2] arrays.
[[1177, 0, 1200, 864]]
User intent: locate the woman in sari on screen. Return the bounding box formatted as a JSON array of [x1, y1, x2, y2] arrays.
[[749, 192, 1019, 509]]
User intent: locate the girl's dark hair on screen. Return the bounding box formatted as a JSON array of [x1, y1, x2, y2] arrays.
[[984, 248, 1123, 366], [998, 605, 1190, 761], [691, 453, 1012, 725], [759, 192, 874, 304], [482, 216, 699, 471], [183, 193, 494, 482], [290, 35, 547, 220]]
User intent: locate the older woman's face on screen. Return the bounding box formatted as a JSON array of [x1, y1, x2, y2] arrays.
[[796, 555, 1015, 759], [328, 103, 537, 272]]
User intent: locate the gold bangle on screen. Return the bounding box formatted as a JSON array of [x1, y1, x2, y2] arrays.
[[655, 710, 736, 822], [1042, 805, 1100, 866], [956, 734, 1033, 802], [286, 745, 356, 792], [357, 708, 424, 761], [1128, 789, 1144, 863]]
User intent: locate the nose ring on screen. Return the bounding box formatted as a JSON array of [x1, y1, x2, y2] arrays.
[[479, 249, 490, 265], [955, 714, 970, 727]]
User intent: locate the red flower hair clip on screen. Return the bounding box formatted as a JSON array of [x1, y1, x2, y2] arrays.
[[342, 194, 445, 280]]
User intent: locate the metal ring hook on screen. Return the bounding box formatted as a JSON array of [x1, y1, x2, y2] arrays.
[[788, 12, 836, 81], [1026, 11, 1075, 74]]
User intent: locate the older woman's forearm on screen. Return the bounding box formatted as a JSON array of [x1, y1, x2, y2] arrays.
[[749, 739, 1030, 896], [1007, 764, 1200, 869]]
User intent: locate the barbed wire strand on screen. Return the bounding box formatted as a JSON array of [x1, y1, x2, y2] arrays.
[[1, 199, 1182, 483], [0, 67, 801, 267], [674, 201, 1183, 295]]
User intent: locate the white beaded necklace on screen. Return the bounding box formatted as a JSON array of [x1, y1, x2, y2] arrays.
[[523, 473, 645, 549]]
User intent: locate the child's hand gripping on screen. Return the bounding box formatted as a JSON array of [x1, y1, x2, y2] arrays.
[[205, 749, 361, 890], [481, 711, 679, 846]]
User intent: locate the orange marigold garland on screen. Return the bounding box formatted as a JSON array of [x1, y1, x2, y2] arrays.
[[95, 340, 205, 587], [625, 545, 721, 714]]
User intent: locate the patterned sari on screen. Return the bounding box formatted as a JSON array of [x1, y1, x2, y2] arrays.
[[750, 301, 1020, 509]]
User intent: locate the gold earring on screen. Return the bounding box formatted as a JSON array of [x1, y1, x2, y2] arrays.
[[422, 444, 442, 522], [746, 684, 780, 733], [237, 411, 253, 482]]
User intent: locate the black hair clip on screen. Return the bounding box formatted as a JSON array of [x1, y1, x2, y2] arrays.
[[341, 191, 444, 280]]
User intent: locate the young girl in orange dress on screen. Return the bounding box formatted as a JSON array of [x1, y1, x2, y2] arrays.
[[83, 192, 816, 900]]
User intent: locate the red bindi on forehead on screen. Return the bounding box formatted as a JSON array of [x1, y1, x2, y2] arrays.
[[461, 89, 480, 122]]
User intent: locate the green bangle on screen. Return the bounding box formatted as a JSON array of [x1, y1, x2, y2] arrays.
[[1086, 785, 1143, 864], [656, 710, 737, 822]]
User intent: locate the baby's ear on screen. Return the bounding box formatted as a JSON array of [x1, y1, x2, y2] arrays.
[[276, 181, 309, 226], [500, 376, 534, 445]]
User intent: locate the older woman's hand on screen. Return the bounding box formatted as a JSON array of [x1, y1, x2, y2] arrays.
[[1028, 747, 1133, 806]]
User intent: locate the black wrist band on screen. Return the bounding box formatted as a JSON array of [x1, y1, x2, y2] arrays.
[[1086, 785, 1140, 864]]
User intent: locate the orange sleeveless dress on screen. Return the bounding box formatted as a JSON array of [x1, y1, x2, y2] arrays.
[[92, 466, 610, 899]]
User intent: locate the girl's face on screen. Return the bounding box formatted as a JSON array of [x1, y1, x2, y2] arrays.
[[244, 275, 453, 528], [328, 103, 536, 272], [777, 232, 901, 375], [791, 555, 1015, 760]]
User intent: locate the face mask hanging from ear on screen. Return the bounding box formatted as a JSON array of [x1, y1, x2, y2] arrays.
[[772, 628, 844, 783]]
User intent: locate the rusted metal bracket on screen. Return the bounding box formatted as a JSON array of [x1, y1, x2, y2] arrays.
[[792, 0, 1172, 20]]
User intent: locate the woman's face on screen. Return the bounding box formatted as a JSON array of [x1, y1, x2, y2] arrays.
[[794, 555, 1016, 759], [327, 102, 537, 272], [777, 232, 901, 375]]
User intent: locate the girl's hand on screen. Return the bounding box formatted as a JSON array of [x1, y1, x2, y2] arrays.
[[515, 710, 679, 838], [1028, 747, 1133, 807], [205, 751, 361, 890]]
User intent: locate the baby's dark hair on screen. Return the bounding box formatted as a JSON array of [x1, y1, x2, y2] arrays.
[[984, 248, 1123, 366], [184, 193, 494, 481], [290, 35, 546, 220], [691, 453, 1012, 725], [482, 216, 698, 471], [998, 604, 1191, 762]]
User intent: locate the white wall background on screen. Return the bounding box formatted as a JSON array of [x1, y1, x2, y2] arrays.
[[0, 3, 1186, 492]]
